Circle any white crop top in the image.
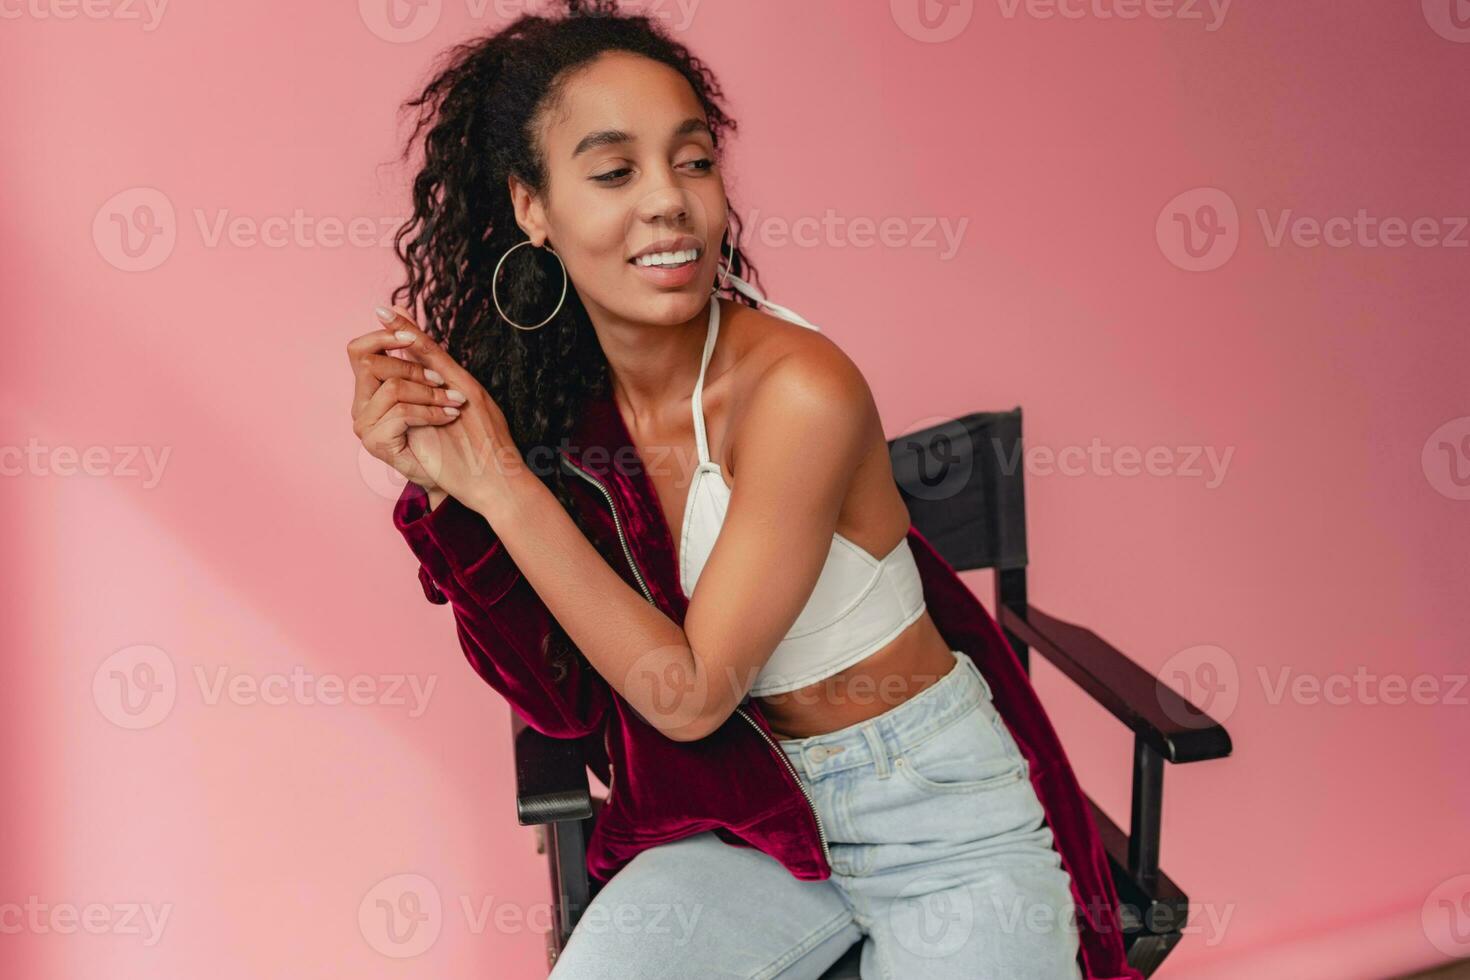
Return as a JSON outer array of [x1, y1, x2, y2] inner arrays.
[[678, 278, 928, 697]]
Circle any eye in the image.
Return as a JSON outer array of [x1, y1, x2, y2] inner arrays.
[[590, 158, 715, 185]]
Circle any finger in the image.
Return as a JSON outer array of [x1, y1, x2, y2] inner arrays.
[[345, 322, 414, 364], [382, 313, 473, 390], [358, 397, 460, 442], [385, 401, 461, 428], [369, 304, 418, 332], [351, 351, 448, 420], [361, 409, 429, 483], [359, 376, 466, 430], [371, 305, 434, 363]]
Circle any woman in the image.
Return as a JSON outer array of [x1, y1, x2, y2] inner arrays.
[[349, 3, 1118, 976]]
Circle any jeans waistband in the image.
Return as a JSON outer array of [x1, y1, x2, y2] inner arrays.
[[777, 649, 992, 781]]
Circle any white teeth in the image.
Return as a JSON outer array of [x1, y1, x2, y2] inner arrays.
[[634, 247, 701, 268]]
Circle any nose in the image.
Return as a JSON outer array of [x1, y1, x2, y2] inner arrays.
[[635, 187, 690, 228], [633, 163, 694, 228]]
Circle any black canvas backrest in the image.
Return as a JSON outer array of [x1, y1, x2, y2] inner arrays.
[[886, 408, 1029, 572]]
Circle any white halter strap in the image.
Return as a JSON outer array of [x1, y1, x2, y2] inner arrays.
[[692, 274, 821, 463]]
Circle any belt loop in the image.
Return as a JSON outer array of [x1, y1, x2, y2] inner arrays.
[[784, 742, 810, 781], [960, 651, 991, 699], [860, 723, 891, 779]]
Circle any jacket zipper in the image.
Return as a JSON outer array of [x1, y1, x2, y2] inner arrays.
[[557, 451, 831, 869], [559, 453, 654, 608], [732, 706, 832, 867], [603, 722, 616, 803]]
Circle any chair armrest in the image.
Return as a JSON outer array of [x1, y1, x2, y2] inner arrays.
[[511, 713, 594, 825], [998, 603, 1233, 764]]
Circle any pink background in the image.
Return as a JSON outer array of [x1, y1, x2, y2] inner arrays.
[[4, 1, 1468, 977]]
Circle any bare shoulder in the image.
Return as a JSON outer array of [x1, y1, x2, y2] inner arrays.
[[723, 302, 879, 465]]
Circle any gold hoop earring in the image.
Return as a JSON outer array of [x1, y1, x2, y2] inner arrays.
[[492, 239, 568, 331]]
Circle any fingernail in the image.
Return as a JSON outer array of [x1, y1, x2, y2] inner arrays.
[[374, 306, 395, 323], [395, 330, 414, 342], [445, 389, 466, 403], [424, 369, 445, 385], [444, 406, 460, 416]]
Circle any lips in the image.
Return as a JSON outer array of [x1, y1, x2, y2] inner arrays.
[[628, 244, 704, 288], [628, 235, 704, 264]]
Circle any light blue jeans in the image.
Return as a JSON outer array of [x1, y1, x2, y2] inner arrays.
[[550, 649, 1083, 979]]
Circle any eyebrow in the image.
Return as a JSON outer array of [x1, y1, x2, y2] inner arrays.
[[571, 117, 712, 159]]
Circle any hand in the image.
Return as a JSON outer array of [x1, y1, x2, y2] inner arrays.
[[348, 308, 466, 493], [365, 306, 524, 515]]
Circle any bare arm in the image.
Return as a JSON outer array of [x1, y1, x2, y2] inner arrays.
[[476, 449, 708, 738], [472, 344, 874, 740], [383, 315, 873, 741], [677, 348, 876, 730]]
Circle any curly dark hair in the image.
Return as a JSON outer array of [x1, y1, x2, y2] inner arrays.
[[387, 0, 764, 679]]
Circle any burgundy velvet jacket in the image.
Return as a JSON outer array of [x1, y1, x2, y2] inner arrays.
[[392, 385, 1142, 980]]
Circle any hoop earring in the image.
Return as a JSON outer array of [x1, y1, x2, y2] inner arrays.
[[492, 239, 568, 332], [710, 233, 733, 295]]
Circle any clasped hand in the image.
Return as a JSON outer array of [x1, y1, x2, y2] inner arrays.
[[347, 305, 523, 515]]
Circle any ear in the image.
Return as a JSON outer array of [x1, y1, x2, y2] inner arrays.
[[506, 173, 549, 246]]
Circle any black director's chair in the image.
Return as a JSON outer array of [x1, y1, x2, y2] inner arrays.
[[510, 409, 1233, 977]]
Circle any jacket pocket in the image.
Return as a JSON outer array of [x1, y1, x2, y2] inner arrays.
[[456, 538, 521, 605], [391, 481, 608, 738]]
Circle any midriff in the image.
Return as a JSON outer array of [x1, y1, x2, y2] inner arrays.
[[756, 607, 960, 740]]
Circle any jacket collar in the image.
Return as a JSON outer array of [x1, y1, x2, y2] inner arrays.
[[556, 384, 691, 614], [556, 384, 620, 475]]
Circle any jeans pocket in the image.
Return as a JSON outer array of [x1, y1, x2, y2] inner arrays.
[[892, 703, 1029, 795]]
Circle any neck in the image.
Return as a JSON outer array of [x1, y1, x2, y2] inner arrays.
[[594, 297, 716, 427]]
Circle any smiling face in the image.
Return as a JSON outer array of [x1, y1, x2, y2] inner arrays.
[[509, 50, 728, 326]]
